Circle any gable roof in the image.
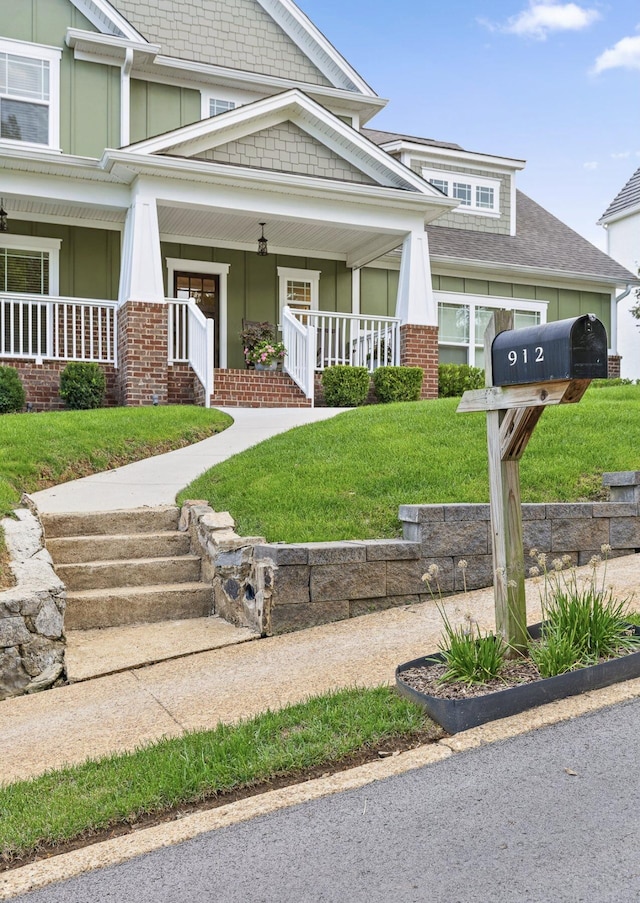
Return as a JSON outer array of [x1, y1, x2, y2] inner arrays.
[[123, 90, 457, 199], [73, 0, 375, 95], [363, 128, 464, 153], [599, 167, 640, 224], [427, 190, 638, 286]]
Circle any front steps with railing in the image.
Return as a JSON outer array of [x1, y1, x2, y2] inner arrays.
[[43, 506, 256, 681], [210, 368, 312, 407]]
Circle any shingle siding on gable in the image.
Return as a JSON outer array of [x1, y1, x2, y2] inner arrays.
[[111, 0, 332, 86], [194, 121, 376, 184], [411, 159, 512, 236]]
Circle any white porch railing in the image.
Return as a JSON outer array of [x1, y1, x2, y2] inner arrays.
[[0, 293, 118, 363], [167, 298, 214, 407], [282, 305, 316, 398], [309, 310, 401, 371]]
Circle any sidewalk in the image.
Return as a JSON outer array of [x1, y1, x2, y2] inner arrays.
[[29, 406, 345, 514], [2, 551, 640, 786]]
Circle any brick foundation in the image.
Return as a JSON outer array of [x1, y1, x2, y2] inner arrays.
[[211, 369, 311, 407], [0, 359, 118, 411], [117, 301, 168, 406], [608, 355, 622, 379], [167, 363, 197, 405], [400, 324, 439, 399]]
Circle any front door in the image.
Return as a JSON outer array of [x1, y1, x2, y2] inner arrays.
[[174, 272, 220, 367]]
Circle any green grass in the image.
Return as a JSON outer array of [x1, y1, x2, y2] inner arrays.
[[0, 406, 232, 518], [179, 384, 640, 542], [0, 687, 434, 863]]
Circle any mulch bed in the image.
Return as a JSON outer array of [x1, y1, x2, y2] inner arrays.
[[399, 658, 543, 700]]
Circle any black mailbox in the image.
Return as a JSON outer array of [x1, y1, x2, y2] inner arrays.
[[491, 314, 608, 387]]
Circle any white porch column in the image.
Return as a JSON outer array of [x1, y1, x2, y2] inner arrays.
[[395, 229, 436, 326], [118, 188, 165, 304]]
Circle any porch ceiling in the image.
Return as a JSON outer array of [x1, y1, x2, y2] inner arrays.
[[157, 204, 406, 262]]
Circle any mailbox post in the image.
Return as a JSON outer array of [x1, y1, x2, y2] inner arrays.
[[458, 311, 607, 653]]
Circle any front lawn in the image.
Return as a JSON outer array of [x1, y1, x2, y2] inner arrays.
[[179, 385, 640, 542], [0, 406, 231, 586]]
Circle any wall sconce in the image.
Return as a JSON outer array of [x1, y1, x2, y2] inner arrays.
[[0, 199, 7, 233], [257, 222, 268, 256]]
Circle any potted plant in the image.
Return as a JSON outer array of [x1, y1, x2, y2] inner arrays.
[[396, 552, 640, 733], [240, 321, 277, 369], [245, 339, 287, 371]]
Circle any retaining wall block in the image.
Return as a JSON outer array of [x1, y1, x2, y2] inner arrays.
[[610, 519, 640, 549], [387, 558, 454, 595], [349, 595, 420, 617], [522, 520, 552, 553], [310, 561, 386, 602], [551, 519, 609, 553], [271, 565, 311, 605], [419, 522, 490, 557], [270, 600, 350, 635]]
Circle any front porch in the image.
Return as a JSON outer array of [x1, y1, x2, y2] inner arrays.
[[0, 291, 438, 408]]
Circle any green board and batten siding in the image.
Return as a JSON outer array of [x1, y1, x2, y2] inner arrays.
[[161, 244, 352, 368], [130, 81, 201, 145], [0, 0, 121, 158]]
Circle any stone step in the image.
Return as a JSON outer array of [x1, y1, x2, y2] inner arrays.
[[65, 617, 258, 682], [65, 582, 213, 630], [47, 531, 192, 565], [57, 555, 202, 592], [42, 506, 180, 539]]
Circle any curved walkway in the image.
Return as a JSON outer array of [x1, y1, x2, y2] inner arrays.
[[29, 407, 345, 514]]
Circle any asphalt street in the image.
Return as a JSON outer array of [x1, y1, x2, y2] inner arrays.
[[14, 698, 640, 903]]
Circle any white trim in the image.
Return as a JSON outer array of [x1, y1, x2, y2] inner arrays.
[[277, 266, 320, 321], [199, 88, 260, 121], [422, 167, 501, 216], [120, 48, 133, 148], [69, 0, 149, 42], [351, 268, 360, 315], [435, 291, 547, 367], [0, 234, 61, 295], [376, 139, 526, 173], [0, 38, 62, 152], [166, 257, 230, 368]]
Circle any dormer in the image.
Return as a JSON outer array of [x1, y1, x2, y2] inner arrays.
[[363, 129, 526, 236]]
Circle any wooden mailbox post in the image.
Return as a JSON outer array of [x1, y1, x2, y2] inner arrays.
[[457, 311, 608, 651]]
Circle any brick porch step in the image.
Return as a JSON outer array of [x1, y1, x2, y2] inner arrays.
[[210, 368, 312, 408]]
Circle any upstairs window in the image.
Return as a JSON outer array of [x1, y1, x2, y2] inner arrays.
[[424, 167, 500, 216], [0, 40, 60, 149], [209, 98, 235, 117]]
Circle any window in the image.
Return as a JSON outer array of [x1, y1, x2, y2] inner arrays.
[[0, 235, 60, 295], [424, 167, 500, 216], [437, 295, 546, 367], [0, 40, 60, 149], [277, 267, 320, 322], [209, 98, 235, 117]]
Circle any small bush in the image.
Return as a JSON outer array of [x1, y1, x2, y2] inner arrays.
[[372, 366, 423, 403], [0, 366, 25, 414], [59, 362, 106, 410], [438, 363, 485, 397], [321, 366, 370, 407], [590, 377, 635, 388]]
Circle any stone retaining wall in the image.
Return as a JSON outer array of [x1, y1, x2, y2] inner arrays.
[[182, 472, 640, 636], [0, 509, 66, 700]]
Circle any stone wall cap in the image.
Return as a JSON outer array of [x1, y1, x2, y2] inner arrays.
[[602, 472, 640, 487]]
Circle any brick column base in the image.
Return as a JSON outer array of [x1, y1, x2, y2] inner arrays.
[[400, 324, 439, 399], [117, 300, 169, 406], [608, 355, 622, 379]]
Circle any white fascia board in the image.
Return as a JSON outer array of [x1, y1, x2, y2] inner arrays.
[[430, 255, 637, 290], [66, 29, 160, 63], [256, 0, 376, 96], [376, 140, 526, 173], [69, 0, 147, 42], [597, 203, 640, 227]]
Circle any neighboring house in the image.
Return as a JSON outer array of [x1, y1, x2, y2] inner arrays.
[[0, 0, 636, 408], [598, 168, 640, 381]]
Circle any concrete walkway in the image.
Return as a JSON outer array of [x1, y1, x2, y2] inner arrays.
[[29, 406, 345, 513], [2, 551, 640, 786]]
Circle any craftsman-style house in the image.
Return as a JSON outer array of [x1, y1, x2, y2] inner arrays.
[[0, 0, 635, 407]]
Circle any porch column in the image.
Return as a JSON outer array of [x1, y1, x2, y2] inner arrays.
[[396, 230, 439, 399], [117, 189, 169, 405]]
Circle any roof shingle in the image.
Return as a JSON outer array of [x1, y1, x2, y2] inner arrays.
[[427, 191, 638, 285], [600, 167, 640, 222]]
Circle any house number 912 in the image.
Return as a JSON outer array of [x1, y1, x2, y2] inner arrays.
[[507, 346, 544, 366]]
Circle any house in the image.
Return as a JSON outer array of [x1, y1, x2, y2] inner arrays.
[[1, 0, 636, 409], [598, 167, 640, 380]]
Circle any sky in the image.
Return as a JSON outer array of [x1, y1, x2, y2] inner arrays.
[[298, 0, 640, 251]]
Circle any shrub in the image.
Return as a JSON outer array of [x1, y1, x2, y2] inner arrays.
[[0, 366, 25, 414], [321, 366, 370, 407], [438, 363, 485, 397], [372, 366, 423, 403], [59, 362, 106, 410]]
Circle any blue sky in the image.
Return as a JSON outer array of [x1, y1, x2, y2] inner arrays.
[[299, 0, 640, 250]]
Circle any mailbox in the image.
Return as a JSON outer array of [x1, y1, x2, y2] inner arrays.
[[491, 314, 608, 387]]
